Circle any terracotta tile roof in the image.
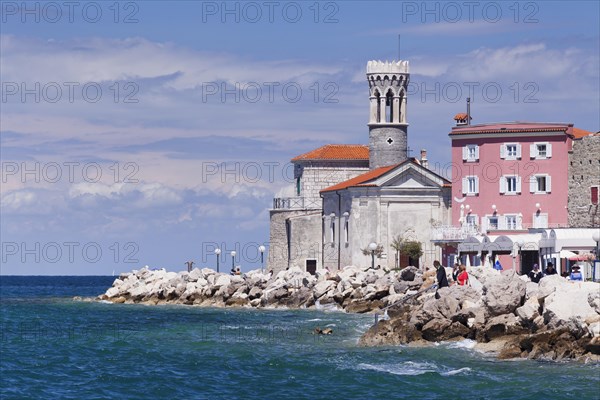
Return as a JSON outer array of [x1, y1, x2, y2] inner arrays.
[[320, 164, 398, 193], [449, 122, 571, 136], [291, 144, 369, 162], [454, 113, 469, 120], [449, 122, 596, 139], [572, 127, 595, 139]]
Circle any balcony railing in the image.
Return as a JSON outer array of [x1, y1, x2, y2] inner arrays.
[[431, 225, 480, 241], [272, 197, 321, 210]]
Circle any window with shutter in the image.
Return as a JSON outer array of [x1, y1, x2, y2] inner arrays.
[[530, 143, 536, 159], [529, 175, 536, 193], [592, 186, 599, 205]]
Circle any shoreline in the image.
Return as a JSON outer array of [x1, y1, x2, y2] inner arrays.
[[97, 265, 600, 362]]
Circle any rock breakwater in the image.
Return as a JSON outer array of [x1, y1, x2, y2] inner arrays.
[[99, 265, 433, 312], [359, 267, 600, 362]]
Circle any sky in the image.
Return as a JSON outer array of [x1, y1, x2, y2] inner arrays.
[[1, 0, 599, 275]]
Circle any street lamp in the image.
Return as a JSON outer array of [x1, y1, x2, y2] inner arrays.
[[515, 238, 525, 274], [231, 250, 236, 272], [593, 232, 600, 282], [214, 248, 221, 273], [368, 242, 377, 269], [258, 245, 266, 273]]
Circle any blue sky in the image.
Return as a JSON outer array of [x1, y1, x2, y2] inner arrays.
[[1, 1, 598, 275]]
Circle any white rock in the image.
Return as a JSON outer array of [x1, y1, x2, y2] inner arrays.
[[214, 275, 232, 288], [105, 287, 120, 298], [543, 281, 600, 328], [188, 268, 203, 282], [129, 283, 148, 298], [314, 280, 336, 298], [194, 276, 206, 286], [516, 303, 538, 321]]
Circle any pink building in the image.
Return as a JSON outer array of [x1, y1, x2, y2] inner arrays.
[[437, 120, 594, 273]]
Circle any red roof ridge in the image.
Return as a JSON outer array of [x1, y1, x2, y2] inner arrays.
[[320, 164, 398, 193], [572, 127, 595, 139], [291, 144, 369, 162]]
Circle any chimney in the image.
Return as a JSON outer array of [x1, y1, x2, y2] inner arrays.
[[466, 97, 471, 126], [420, 149, 428, 169]]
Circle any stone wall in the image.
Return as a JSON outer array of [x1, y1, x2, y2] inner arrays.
[[267, 209, 322, 275], [296, 162, 369, 207], [568, 134, 600, 227]]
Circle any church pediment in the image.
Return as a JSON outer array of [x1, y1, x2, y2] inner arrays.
[[372, 161, 448, 189], [384, 170, 436, 188]]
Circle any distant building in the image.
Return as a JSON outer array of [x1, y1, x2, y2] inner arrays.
[[268, 145, 369, 274], [437, 119, 595, 275], [568, 132, 600, 228], [321, 156, 451, 270], [268, 60, 451, 274]]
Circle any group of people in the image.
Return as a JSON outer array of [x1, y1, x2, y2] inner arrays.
[[433, 260, 469, 293], [526, 262, 557, 283], [525, 262, 586, 283]]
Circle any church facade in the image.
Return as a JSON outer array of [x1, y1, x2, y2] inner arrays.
[[267, 60, 452, 274]]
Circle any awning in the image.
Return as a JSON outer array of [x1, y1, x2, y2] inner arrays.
[[559, 250, 577, 258], [541, 228, 599, 253], [485, 233, 542, 252], [458, 236, 485, 253]]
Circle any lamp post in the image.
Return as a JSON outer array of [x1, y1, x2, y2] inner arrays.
[[258, 245, 266, 273], [515, 238, 525, 274], [214, 248, 221, 273], [368, 242, 377, 269], [593, 232, 600, 282], [231, 250, 236, 272]]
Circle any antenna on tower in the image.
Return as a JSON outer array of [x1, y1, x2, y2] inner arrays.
[[397, 34, 401, 59]]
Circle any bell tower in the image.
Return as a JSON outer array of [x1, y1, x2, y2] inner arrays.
[[367, 60, 410, 169]]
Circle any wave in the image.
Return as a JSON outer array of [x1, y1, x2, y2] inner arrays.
[[357, 361, 438, 376], [446, 339, 477, 349], [440, 367, 472, 376], [357, 361, 472, 377]]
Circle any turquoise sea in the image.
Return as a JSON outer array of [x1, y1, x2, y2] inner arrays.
[[1, 276, 599, 399]]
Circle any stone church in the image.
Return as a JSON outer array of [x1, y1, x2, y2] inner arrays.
[[268, 60, 452, 274]]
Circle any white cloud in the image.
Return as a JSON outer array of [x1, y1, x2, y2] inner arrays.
[[0, 35, 342, 90], [1, 190, 36, 210]]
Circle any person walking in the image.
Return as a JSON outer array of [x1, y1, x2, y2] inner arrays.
[[433, 260, 448, 299]]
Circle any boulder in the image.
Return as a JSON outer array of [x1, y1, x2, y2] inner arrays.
[[105, 286, 120, 298], [482, 271, 526, 317], [589, 291, 600, 314], [543, 281, 599, 330], [314, 280, 336, 299], [248, 286, 263, 300], [187, 268, 203, 282], [516, 303, 539, 322], [483, 314, 525, 341], [214, 275, 231, 288], [345, 299, 383, 313], [421, 318, 452, 341], [390, 281, 409, 295], [400, 266, 418, 281]]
